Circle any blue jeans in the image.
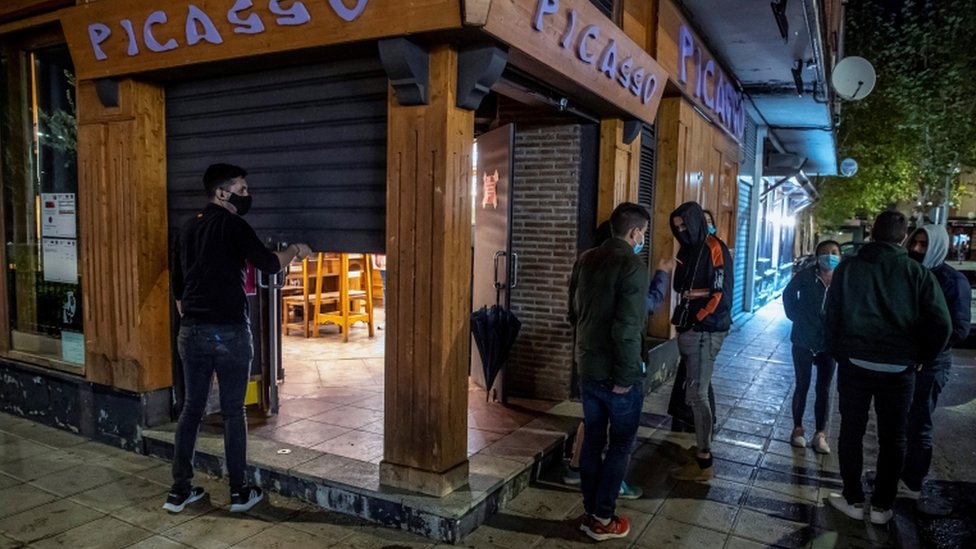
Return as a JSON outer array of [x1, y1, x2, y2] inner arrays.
[[902, 351, 951, 491], [677, 330, 726, 451], [172, 323, 253, 494], [836, 359, 915, 510], [579, 379, 643, 519], [791, 345, 836, 432]]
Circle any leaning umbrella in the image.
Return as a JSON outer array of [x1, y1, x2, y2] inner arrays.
[[470, 304, 522, 402]]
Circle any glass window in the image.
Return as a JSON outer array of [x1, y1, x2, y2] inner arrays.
[[1, 44, 82, 370]]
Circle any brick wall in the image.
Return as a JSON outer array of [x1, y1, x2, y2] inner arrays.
[[502, 111, 583, 401]]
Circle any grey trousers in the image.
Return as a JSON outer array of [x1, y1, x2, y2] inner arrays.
[[677, 329, 727, 452]]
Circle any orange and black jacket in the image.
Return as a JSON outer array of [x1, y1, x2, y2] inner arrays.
[[669, 202, 733, 333]]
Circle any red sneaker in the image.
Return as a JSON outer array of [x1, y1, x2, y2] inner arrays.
[[575, 513, 592, 533], [582, 514, 630, 541]]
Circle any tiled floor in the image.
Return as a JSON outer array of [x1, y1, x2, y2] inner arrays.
[[237, 306, 549, 463], [7, 299, 965, 547]]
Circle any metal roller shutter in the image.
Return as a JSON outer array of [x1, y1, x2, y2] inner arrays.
[[166, 56, 388, 252], [638, 123, 656, 264], [732, 118, 758, 319]]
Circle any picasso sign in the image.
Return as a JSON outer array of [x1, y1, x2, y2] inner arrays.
[[677, 25, 745, 141], [60, 0, 459, 80], [85, 0, 369, 61], [532, 0, 660, 106]]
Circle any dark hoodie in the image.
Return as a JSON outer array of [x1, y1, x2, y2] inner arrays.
[[669, 202, 733, 332], [825, 240, 951, 364], [907, 224, 972, 348]]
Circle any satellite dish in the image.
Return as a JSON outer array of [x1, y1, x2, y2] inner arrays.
[[832, 56, 876, 101], [840, 157, 858, 177]]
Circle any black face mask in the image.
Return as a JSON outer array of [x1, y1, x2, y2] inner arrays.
[[227, 192, 252, 216], [676, 231, 693, 246], [908, 250, 925, 263]]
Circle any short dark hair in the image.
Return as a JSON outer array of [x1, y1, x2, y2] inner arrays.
[[872, 211, 908, 243], [815, 239, 841, 255], [203, 163, 247, 198], [610, 202, 651, 238]]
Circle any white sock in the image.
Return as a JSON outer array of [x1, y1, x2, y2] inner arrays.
[[594, 516, 611, 526]]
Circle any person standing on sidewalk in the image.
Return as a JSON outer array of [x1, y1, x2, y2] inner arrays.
[[668, 201, 733, 482], [165, 163, 311, 514], [564, 252, 674, 500], [783, 240, 841, 454], [825, 211, 951, 525], [568, 202, 650, 541], [901, 224, 971, 503]]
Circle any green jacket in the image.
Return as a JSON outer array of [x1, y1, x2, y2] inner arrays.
[[569, 238, 649, 387], [825, 241, 951, 365]]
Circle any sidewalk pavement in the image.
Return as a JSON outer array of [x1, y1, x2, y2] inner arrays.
[[2, 300, 973, 548]]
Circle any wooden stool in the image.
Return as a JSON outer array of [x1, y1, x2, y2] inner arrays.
[[312, 253, 374, 341]]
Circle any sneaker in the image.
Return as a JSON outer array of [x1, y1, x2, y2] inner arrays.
[[812, 432, 831, 454], [582, 515, 631, 541], [576, 512, 593, 533], [618, 481, 643, 500], [870, 507, 893, 525], [563, 465, 581, 486], [790, 427, 807, 448], [229, 486, 264, 513], [827, 493, 864, 521], [162, 487, 206, 513], [898, 480, 921, 500], [670, 460, 714, 482]]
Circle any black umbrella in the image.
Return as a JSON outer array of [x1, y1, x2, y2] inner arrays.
[[470, 304, 522, 402]]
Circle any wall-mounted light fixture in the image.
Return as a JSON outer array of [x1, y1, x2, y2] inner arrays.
[[771, 0, 789, 42], [791, 59, 804, 96]]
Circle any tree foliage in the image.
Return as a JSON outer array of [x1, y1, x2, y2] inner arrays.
[[816, 0, 976, 228]]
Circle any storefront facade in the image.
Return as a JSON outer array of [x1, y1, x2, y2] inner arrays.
[[1, 0, 841, 506], [0, 0, 670, 498]]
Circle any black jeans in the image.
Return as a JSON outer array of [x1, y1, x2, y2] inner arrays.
[[902, 351, 951, 491], [791, 345, 836, 432], [172, 323, 253, 494], [836, 359, 915, 510]]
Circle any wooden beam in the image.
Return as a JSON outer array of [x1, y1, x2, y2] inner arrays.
[[77, 78, 171, 392], [597, 118, 642, 225], [0, 1, 69, 27], [381, 45, 472, 497], [648, 98, 682, 340]]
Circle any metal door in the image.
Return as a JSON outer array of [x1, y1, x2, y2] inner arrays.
[[470, 124, 515, 400]]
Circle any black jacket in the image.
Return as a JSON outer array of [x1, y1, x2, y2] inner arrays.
[[825, 241, 951, 364], [669, 202, 733, 332], [783, 266, 830, 352]]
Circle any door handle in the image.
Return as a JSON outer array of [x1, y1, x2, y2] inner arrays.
[[510, 252, 518, 289], [493, 250, 507, 290]]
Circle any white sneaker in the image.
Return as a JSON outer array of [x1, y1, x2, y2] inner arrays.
[[870, 507, 893, 525], [812, 432, 831, 454], [898, 480, 921, 500], [790, 427, 806, 448], [827, 493, 864, 521]]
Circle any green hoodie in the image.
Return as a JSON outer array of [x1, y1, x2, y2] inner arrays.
[[569, 237, 649, 387], [824, 241, 951, 365]]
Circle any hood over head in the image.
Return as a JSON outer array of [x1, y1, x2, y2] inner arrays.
[[908, 224, 949, 269], [669, 202, 708, 247]]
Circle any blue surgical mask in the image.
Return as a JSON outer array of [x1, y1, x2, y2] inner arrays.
[[818, 254, 841, 271], [633, 241, 644, 254], [708, 226, 717, 235]]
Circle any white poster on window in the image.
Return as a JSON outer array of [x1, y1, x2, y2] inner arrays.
[[41, 193, 76, 238], [61, 330, 85, 364], [42, 238, 78, 284]]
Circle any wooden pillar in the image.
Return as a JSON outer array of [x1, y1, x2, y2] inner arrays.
[[648, 98, 684, 339], [76, 78, 171, 391], [381, 46, 473, 497], [596, 118, 642, 224]]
